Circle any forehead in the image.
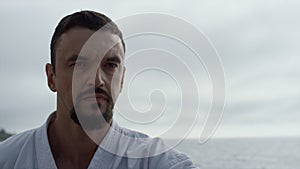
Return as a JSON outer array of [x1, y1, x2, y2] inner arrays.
[[55, 27, 124, 62]]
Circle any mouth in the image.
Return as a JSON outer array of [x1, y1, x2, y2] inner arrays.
[[84, 94, 108, 103]]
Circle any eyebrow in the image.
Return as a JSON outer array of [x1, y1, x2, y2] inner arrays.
[[105, 56, 121, 64], [67, 54, 122, 64], [67, 54, 78, 62], [67, 54, 88, 62]]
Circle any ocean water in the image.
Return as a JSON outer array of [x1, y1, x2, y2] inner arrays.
[[1, 136, 299, 168], [173, 137, 300, 169]]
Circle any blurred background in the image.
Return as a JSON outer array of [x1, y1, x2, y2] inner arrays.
[[0, 0, 299, 168]]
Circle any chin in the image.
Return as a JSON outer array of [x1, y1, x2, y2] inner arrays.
[[70, 103, 113, 130]]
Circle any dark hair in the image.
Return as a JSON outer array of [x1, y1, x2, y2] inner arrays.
[[50, 10, 125, 73]]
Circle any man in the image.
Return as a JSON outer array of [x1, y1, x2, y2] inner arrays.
[[0, 10, 199, 169]]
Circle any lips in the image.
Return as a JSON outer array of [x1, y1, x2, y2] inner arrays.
[[84, 94, 108, 102]]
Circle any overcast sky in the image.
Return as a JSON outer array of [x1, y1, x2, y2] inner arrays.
[[0, 0, 299, 138]]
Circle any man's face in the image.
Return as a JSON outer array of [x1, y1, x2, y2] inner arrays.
[[47, 27, 125, 130]]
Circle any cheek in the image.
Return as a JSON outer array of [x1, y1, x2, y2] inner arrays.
[[72, 73, 92, 101], [55, 75, 75, 107], [59, 79, 73, 98], [56, 73, 71, 90], [110, 75, 123, 101]]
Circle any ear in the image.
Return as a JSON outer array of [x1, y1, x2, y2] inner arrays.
[[120, 67, 126, 93], [46, 63, 57, 92]]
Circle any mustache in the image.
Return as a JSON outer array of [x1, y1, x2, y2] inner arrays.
[[76, 87, 113, 104]]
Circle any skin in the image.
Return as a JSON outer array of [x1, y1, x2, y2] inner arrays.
[[45, 27, 125, 169]]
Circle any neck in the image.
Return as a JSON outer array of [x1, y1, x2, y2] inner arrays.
[[47, 111, 111, 168]]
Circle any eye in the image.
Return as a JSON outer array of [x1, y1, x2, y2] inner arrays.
[[104, 62, 118, 69], [107, 63, 118, 68], [70, 61, 89, 68], [103, 62, 119, 75], [76, 62, 87, 67]]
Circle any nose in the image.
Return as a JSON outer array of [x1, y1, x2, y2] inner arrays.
[[95, 69, 105, 87]]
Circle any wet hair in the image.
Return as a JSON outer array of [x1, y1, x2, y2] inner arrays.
[[50, 10, 125, 73]]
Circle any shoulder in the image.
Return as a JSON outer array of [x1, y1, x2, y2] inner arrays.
[[112, 121, 149, 139], [150, 149, 199, 169], [0, 129, 37, 168], [111, 122, 199, 168], [0, 128, 36, 152]]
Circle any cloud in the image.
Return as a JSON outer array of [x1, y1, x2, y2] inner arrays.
[[0, 0, 299, 138]]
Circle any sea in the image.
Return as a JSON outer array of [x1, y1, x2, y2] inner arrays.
[[1, 137, 299, 169], [173, 137, 300, 169]]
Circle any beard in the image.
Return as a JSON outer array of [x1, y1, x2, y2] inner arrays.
[[70, 87, 114, 130]]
